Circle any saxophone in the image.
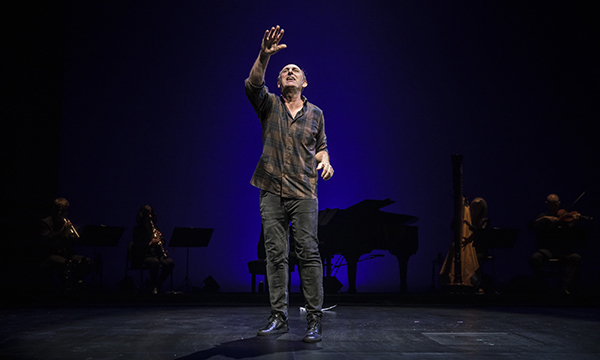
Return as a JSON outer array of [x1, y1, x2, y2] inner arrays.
[[150, 220, 168, 258]]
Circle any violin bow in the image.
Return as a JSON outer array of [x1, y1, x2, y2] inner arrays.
[[565, 191, 585, 211]]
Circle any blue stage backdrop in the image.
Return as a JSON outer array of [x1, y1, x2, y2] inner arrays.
[[58, 1, 599, 293]]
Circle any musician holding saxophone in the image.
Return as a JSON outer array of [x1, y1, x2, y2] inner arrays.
[[39, 197, 92, 291], [132, 205, 175, 294]]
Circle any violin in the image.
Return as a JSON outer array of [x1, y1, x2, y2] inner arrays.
[[556, 209, 580, 222], [555, 209, 593, 223]]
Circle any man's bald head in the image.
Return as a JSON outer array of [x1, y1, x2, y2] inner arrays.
[[545, 194, 560, 212]]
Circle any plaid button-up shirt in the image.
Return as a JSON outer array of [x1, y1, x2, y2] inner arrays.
[[245, 79, 328, 199]]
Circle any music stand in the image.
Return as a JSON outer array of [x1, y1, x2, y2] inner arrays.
[[168, 227, 213, 293], [79, 225, 125, 247], [472, 228, 519, 287], [473, 228, 519, 249], [79, 225, 125, 286]]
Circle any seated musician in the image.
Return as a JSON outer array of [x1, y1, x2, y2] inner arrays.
[[38, 198, 93, 291], [131, 205, 175, 294], [469, 198, 490, 264], [468, 197, 491, 293], [528, 194, 582, 294]]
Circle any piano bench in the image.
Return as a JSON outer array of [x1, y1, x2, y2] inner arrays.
[[247, 260, 267, 294]]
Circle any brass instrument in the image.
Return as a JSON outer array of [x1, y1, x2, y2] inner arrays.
[[64, 218, 80, 239], [150, 220, 168, 258]]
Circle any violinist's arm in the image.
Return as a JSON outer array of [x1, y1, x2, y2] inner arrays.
[[532, 215, 558, 229]]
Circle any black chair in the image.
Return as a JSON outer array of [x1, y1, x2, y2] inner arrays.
[[247, 259, 268, 294], [125, 241, 172, 292], [247, 226, 296, 293], [536, 227, 586, 283], [543, 257, 567, 279]]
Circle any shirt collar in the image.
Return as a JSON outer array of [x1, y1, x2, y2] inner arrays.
[[279, 94, 308, 106]]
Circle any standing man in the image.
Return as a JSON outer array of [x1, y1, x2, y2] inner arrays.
[[245, 25, 334, 343]]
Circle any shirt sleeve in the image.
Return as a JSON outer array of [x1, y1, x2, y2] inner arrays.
[[315, 111, 328, 154], [245, 78, 273, 119]]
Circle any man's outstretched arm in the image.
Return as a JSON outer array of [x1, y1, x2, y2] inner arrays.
[[249, 25, 287, 86]]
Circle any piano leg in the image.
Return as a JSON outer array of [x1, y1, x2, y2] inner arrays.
[[323, 256, 333, 277], [345, 254, 359, 294], [393, 253, 410, 293], [345, 253, 411, 293]]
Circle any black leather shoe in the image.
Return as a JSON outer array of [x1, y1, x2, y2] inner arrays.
[[257, 313, 288, 336], [303, 316, 322, 343]]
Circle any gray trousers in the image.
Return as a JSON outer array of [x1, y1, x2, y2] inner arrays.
[[260, 190, 323, 318]]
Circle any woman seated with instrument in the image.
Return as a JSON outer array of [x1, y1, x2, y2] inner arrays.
[[132, 205, 175, 294]]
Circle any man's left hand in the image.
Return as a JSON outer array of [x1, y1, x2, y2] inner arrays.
[[317, 162, 334, 180]]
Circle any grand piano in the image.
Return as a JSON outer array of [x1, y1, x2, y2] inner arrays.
[[318, 199, 418, 293]]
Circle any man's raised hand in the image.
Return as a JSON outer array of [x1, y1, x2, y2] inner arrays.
[[261, 25, 287, 56]]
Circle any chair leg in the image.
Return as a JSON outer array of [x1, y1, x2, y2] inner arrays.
[[251, 274, 256, 293], [140, 269, 144, 291]]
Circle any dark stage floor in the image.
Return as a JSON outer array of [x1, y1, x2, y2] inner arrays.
[[1, 293, 599, 359]]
